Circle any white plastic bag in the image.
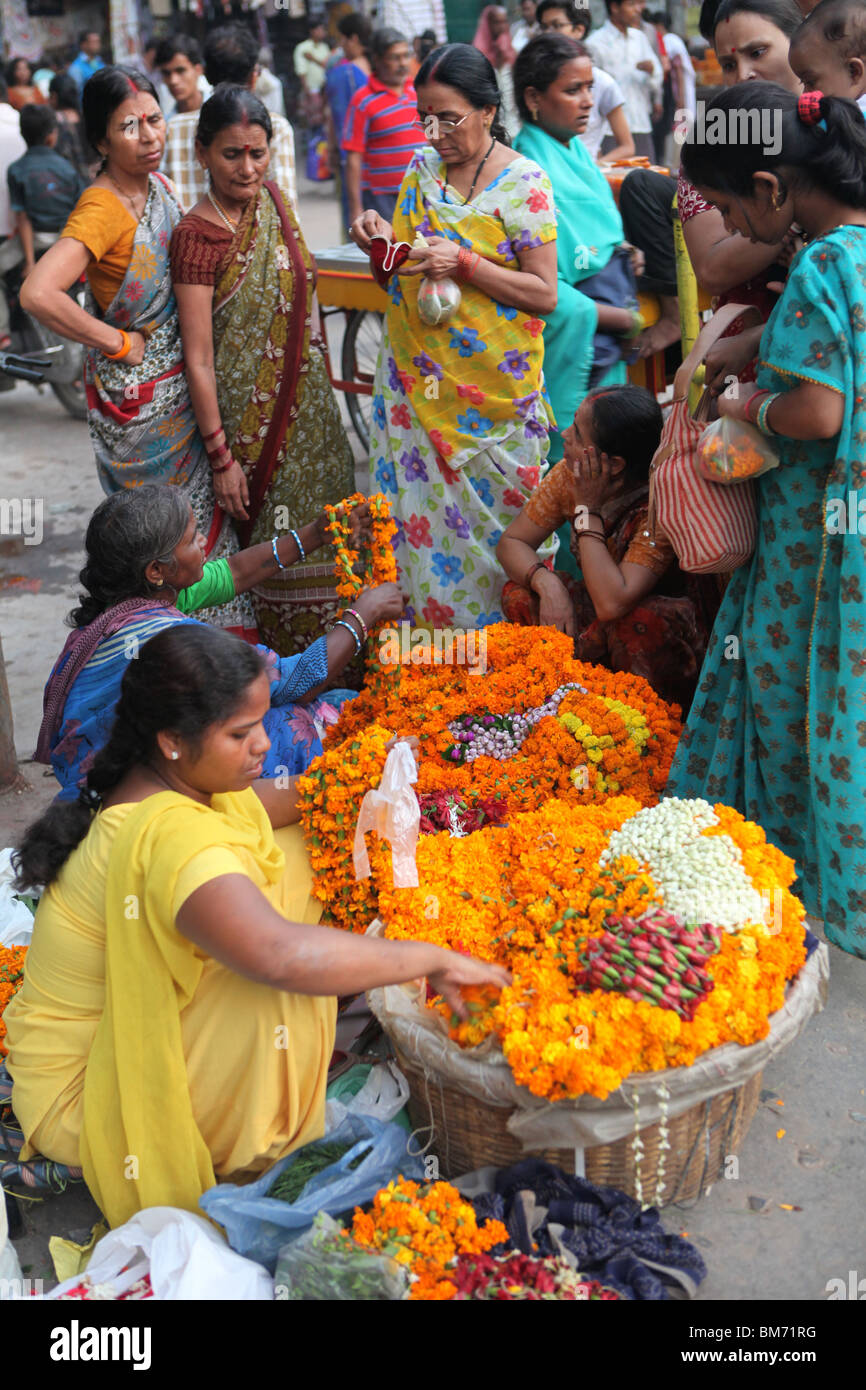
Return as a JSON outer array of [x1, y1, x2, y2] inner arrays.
[[0, 849, 35, 947], [0, 1181, 24, 1299], [44, 1207, 273, 1300], [353, 741, 419, 888]]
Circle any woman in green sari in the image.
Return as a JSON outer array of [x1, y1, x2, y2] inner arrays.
[[514, 34, 643, 468], [171, 85, 355, 656]]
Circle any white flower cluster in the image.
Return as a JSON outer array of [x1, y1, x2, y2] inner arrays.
[[601, 797, 767, 933]]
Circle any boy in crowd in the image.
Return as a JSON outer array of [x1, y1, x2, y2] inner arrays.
[[6, 104, 85, 279], [162, 23, 296, 210], [156, 34, 211, 121], [789, 0, 866, 111]]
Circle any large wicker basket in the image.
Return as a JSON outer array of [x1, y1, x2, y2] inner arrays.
[[392, 1041, 762, 1207]]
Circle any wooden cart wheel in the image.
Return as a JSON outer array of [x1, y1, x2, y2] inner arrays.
[[341, 308, 383, 452]]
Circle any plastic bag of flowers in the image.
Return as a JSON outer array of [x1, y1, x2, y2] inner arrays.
[[696, 416, 779, 483], [274, 1213, 409, 1301]]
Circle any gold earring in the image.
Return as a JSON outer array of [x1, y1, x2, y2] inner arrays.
[[154, 578, 164, 588], [771, 191, 782, 211], [530, 107, 538, 122]]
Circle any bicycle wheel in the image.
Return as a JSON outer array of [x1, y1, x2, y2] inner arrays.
[[341, 309, 383, 453]]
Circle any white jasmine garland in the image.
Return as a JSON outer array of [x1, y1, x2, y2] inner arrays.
[[600, 798, 767, 933]]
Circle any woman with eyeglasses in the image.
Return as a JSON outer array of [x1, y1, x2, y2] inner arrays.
[[21, 66, 253, 633], [350, 42, 558, 631]]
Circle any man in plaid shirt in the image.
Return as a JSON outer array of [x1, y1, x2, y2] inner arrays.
[[162, 23, 296, 212]]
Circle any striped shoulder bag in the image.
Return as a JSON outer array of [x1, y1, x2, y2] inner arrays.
[[648, 303, 758, 574]]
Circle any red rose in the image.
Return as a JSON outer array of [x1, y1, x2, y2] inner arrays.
[[428, 427, 453, 459], [527, 190, 549, 213], [502, 487, 525, 509], [457, 383, 485, 405], [522, 317, 544, 338], [390, 403, 411, 428]]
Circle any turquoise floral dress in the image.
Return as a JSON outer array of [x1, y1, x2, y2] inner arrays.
[[367, 147, 558, 629], [668, 227, 866, 958]]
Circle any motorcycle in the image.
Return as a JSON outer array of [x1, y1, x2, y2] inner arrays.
[[0, 266, 87, 420]]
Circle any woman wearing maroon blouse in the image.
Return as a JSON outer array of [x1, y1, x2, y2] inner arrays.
[[170, 85, 354, 657]]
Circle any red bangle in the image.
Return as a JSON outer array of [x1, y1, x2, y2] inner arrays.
[[743, 390, 769, 422], [456, 246, 480, 282], [203, 425, 225, 443]]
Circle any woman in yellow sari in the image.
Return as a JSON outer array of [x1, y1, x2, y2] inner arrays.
[[171, 86, 355, 655], [6, 625, 507, 1228], [351, 43, 558, 630]]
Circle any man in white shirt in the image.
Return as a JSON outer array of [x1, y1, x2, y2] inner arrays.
[[162, 23, 296, 212], [0, 77, 27, 349], [512, 0, 539, 52], [294, 17, 331, 126], [586, 0, 662, 157]]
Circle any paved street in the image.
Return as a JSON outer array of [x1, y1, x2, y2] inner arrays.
[[0, 171, 863, 1303]]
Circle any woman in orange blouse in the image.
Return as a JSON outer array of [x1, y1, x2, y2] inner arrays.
[[5, 58, 46, 110], [497, 384, 719, 711], [21, 66, 252, 634]]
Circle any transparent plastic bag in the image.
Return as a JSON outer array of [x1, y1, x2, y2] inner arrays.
[[274, 1213, 408, 1301], [199, 1112, 423, 1272], [696, 416, 779, 484], [417, 276, 462, 326], [353, 741, 419, 888]]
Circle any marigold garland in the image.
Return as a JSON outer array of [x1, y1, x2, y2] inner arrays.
[[350, 1177, 508, 1300], [0, 944, 27, 1057]]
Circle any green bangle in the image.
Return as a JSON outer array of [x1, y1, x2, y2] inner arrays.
[[756, 393, 780, 436]]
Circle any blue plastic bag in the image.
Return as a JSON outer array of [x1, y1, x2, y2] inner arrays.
[[199, 1113, 423, 1272]]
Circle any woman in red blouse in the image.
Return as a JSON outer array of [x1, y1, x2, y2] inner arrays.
[[170, 85, 355, 657]]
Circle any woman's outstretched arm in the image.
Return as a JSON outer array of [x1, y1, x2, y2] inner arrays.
[[176, 874, 510, 1015]]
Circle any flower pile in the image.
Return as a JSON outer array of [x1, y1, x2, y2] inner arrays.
[[378, 796, 806, 1100], [0, 944, 27, 1057], [325, 624, 681, 816], [350, 1177, 508, 1300], [299, 624, 682, 931], [451, 1253, 622, 1301]]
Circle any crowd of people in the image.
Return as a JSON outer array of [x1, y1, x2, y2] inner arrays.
[[2, 0, 866, 1229]]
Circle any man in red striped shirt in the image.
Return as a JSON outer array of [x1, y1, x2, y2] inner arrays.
[[342, 27, 424, 225]]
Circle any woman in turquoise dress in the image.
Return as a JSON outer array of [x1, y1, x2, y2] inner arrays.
[[670, 83, 866, 959], [513, 33, 642, 576]]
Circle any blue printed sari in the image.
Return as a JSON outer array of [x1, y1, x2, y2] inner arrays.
[[38, 604, 353, 801]]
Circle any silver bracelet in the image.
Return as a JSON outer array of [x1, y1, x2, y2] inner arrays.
[[328, 618, 362, 656]]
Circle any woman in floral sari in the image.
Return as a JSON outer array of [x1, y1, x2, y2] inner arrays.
[[171, 86, 355, 656], [21, 66, 250, 634], [351, 43, 558, 630]]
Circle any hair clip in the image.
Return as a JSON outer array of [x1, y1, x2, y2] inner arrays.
[[797, 90, 824, 126], [77, 785, 103, 812]]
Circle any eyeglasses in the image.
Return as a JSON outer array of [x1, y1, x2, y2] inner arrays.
[[417, 110, 474, 138], [540, 18, 575, 30]]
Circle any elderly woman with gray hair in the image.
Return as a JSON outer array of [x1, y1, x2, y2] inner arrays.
[[36, 485, 404, 800]]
